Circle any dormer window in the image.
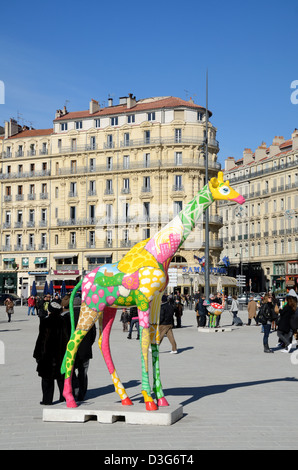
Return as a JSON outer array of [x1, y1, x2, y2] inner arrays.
[[61, 123, 68, 131]]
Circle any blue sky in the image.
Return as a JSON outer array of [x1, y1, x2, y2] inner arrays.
[[0, 0, 297, 165]]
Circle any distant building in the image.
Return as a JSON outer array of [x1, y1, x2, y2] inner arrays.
[[220, 131, 298, 293], [0, 94, 223, 296]]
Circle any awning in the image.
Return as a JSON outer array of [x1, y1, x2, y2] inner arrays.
[[179, 273, 237, 287], [53, 253, 78, 259], [85, 253, 112, 258], [34, 257, 47, 264], [3, 258, 15, 262]]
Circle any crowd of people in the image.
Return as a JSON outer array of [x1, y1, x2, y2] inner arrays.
[[2, 285, 298, 405]]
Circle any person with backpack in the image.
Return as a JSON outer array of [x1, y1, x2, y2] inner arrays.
[[256, 294, 278, 353]]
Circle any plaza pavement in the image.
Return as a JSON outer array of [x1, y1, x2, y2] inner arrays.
[[1, 303, 298, 451]]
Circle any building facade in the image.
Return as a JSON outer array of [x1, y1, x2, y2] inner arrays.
[[0, 94, 224, 297], [219, 130, 298, 294]]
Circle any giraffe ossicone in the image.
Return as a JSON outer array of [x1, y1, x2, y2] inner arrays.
[[61, 171, 245, 410]]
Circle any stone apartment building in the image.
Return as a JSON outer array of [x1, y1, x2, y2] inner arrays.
[[0, 94, 223, 297], [219, 130, 298, 294]]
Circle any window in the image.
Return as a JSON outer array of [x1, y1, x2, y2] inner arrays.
[[127, 114, 135, 123], [71, 138, 77, 151], [175, 175, 182, 190], [198, 112, 204, 121], [107, 134, 113, 148], [110, 117, 118, 126], [123, 155, 130, 169], [5, 211, 11, 226], [89, 180, 96, 195], [147, 112, 155, 121], [89, 231, 95, 247], [90, 136, 96, 150], [106, 179, 113, 194], [55, 187, 59, 198], [75, 121, 82, 129], [89, 205, 95, 220], [90, 158, 96, 171], [95, 119, 100, 128], [123, 178, 130, 193], [175, 152, 182, 165], [175, 128, 182, 143], [70, 206, 76, 221], [174, 201, 183, 216], [124, 133, 130, 146], [143, 202, 150, 220], [144, 153, 150, 168], [70, 160, 77, 173], [106, 230, 113, 246], [107, 157, 113, 170], [144, 130, 150, 144], [61, 123, 68, 131], [41, 209, 47, 224], [55, 235, 59, 245], [70, 182, 77, 197], [123, 203, 129, 221], [143, 176, 151, 191], [70, 232, 76, 247], [106, 204, 113, 221]]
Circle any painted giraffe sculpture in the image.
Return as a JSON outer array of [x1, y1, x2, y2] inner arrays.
[[61, 171, 245, 410]]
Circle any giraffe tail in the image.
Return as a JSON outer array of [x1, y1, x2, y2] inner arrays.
[[61, 278, 83, 375]]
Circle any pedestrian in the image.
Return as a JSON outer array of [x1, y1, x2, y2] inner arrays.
[[195, 295, 208, 327], [256, 294, 277, 353], [214, 292, 222, 327], [174, 298, 183, 328], [230, 295, 239, 325], [4, 296, 14, 322], [54, 293, 61, 304], [33, 300, 69, 405], [277, 290, 297, 353], [247, 295, 258, 325], [159, 295, 177, 353], [37, 294, 51, 320], [127, 306, 139, 339], [27, 295, 36, 316], [120, 308, 129, 332]]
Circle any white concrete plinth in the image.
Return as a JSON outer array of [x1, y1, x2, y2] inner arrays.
[[43, 402, 183, 426], [198, 327, 234, 333]]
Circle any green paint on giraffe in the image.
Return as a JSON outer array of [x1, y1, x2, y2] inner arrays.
[[139, 326, 151, 395], [94, 271, 125, 287], [151, 343, 164, 399]]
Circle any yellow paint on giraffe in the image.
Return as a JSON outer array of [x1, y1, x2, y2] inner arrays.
[[141, 328, 150, 372], [118, 238, 160, 273]]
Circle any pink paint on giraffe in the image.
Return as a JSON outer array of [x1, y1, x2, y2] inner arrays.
[[106, 296, 115, 305], [122, 271, 139, 290], [92, 294, 99, 304], [138, 309, 150, 328], [101, 308, 116, 374], [98, 289, 105, 298]]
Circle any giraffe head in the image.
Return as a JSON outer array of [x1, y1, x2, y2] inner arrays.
[[209, 171, 245, 204]]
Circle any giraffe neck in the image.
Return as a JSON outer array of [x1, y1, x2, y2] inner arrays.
[[145, 183, 214, 267], [179, 183, 214, 244]]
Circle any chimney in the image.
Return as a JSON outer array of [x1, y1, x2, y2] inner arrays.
[[254, 142, 267, 162], [225, 156, 236, 171], [127, 93, 136, 109], [291, 129, 298, 150], [119, 96, 127, 105], [108, 97, 113, 107], [89, 99, 100, 114], [268, 136, 284, 157], [243, 148, 254, 165], [4, 118, 20, 138]]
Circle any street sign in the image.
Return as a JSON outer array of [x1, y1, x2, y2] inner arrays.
[[168, 268, 178, 287]]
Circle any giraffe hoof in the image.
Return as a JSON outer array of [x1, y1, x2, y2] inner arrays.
[[122, 397, 133, 406], [157, 397, 169, 407], [145, 401, 158, 411], [66, 399, 78, 408]]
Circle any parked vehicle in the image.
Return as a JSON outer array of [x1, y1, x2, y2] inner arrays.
[[0, 293, 22, 306]]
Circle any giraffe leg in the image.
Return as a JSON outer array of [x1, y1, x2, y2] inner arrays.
[[138, 307, 158, 411], [150, 324, 169, 407], [62, 302, 100, 408], [99, 307, 132, 406]]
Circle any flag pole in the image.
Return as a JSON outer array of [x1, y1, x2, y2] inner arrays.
[[204, 69, 210, 299]]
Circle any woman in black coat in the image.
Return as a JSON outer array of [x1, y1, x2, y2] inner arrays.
[[33, 300, 69, 405]]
